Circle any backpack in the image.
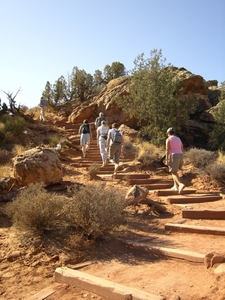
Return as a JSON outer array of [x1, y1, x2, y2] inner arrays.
[[112, 129, 122, 144], [81, 124, 89, 134], [96, 116, 106, 128]]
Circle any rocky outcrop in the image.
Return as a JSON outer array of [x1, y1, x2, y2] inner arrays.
[[67, 68, 223, 148], [13, 147, 63, 186]]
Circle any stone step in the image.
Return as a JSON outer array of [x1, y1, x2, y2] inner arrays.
[[154, 189, 196, 196], [165, 223, 225, 235], [167, 194, 222, 204], [182, 209, 225, 220]]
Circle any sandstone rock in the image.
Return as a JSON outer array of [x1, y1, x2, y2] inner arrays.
[[125, 185, 149, 204], [204, 252, 225, 268], [13, 147, 63, 186]]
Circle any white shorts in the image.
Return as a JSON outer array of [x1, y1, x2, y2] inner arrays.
[[80, 133, 90, 146]]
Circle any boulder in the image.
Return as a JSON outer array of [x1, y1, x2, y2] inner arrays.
[[13, 147, 63, 186]]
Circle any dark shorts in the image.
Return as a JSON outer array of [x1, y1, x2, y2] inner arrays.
[[169, 153, 184, 173]]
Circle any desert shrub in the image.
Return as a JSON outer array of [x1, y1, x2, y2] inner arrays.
[[137, 141, 164, 166], [123, 136, 137, 157], [0, 163, 13, 177], [205, 163, 225, 184], [185, 148, 216, 168], [87, 164, 100, 177], [5, 183, 66, 233], [65, 183, 126, 240], [1, 115, 26, 135]]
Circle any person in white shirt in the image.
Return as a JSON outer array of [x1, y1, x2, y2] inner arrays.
[[96, 120, 109, 166]]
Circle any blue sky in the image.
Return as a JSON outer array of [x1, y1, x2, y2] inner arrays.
[[0, 0, 224, 109]]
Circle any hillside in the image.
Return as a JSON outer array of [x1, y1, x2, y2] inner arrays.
[[0, 111, 225, 300]]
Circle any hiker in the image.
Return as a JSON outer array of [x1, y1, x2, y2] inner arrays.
[[79, 119, 92, 158], [96, 120, 109, 166], [95, 112, 108, 129], [39, 96, 48, 121], [165, 127, 185, 194], [107, 123, 124, 174]]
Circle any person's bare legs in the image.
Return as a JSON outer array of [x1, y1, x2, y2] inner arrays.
[[171, 172, 185, 193], [82, 146, 86, 158]]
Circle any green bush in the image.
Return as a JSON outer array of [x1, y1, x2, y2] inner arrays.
[[65, 183, 126, 240], [1, 114, 26, 134], [5, 183, 66, 233], [185, 148, 216, 169]]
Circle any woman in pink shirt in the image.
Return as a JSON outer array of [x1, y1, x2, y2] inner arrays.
[[165, 127, 185, 194]]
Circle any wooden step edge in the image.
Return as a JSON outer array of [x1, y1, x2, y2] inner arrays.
[[154, 189, 196, 196], [122, 240, 205, 263], [182, 209, 225, 220], [167, 195, 222, 204], [165, 223, 225, 235]]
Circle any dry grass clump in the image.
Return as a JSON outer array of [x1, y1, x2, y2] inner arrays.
[[123, 136, 137, 157], [205, 163, 225, 185], [0, 163, 13, 177], [12, 144, 27, 156], [87, 164, 100, 177], [65, 183, 126, 240], [5, 183, 66, 233], [137, 141, 164, 166], [185, 148, 216, 169]]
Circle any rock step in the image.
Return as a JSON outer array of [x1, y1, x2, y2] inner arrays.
[[167, 194, 222, 204], [182, 209, 225, 220], [165, 223, 225, 235]]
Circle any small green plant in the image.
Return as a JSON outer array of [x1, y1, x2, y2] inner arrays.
[[1, 114, 26, 135], [65, 183, 126, 240], [185, 148, 216, 169], [5, 183, 66, 233], [47, 134, 61, 147]]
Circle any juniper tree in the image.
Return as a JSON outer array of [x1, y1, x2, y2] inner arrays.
[[117, 49, 198, 146]]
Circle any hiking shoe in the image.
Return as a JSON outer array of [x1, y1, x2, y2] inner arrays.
[[170, 186, 178, 191], [178, 183, 185, 194]]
